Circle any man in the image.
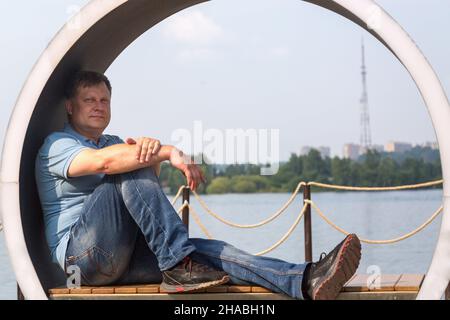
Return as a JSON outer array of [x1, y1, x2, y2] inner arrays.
[[35, 70, 361, 299]]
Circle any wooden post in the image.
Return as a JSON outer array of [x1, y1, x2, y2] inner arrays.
[[303, 184, 313, 262], [182, 187, 190, 232], [17, 283, 24, 300]]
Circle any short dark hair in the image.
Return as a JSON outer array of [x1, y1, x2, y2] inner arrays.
[[64, 70, 112, 99]]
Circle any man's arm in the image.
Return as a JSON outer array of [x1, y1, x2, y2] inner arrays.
[[152, 162, 161, 177], [68, 144, 172, 177]]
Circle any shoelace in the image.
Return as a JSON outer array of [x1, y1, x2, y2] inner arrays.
[[318, 252, 327, 262], [181, 257, 213, 276]]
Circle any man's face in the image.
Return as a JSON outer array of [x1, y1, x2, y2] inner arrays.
[[66, 82, 111, 134]]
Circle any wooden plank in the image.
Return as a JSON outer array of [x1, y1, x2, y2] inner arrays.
[[370, 274, 401, 292], [69, 287, 93, 294], [136, 285, 160, 294], [251, 286, 272, 293], [338, 291, 418, 300], [49, 288, 70, 295], [227, 286, 252, 293], [114, 286, 137, 294], [91, 287, 115, 294], [394, 274, 424, 291], [343, 274, 372, 292], [50, 292, 291, 300]]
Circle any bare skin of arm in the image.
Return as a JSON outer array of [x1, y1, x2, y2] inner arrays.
[[68, 144, 171, 176], [68, 144, 204, 190]]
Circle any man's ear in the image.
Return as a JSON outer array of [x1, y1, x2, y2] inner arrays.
[[65, 99, 73, 116]]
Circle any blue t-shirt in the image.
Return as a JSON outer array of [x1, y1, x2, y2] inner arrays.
[[35, 123, 123, 270]]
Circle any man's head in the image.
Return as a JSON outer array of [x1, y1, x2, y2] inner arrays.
[[64, 70, 112, 139]]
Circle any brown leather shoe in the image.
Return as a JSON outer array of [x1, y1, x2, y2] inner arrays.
[[306, 234, 361, 300], [160, 256, 229, 293]]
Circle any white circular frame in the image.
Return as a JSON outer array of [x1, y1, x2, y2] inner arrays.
[[1, 0, 449, 300]]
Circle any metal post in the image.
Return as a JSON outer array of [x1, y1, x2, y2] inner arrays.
[[182, 187, 190, 232], [303, 184, 313, 262]]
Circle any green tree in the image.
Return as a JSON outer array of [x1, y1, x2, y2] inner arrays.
[[231, 180, 257, 193], [377, 157, 399, 186], [302, 149, 329, 182], [331, 157, 352, 185], [206, 177, 232, 194], [360, 150, 381, 186], [167, 169, 186, 194]]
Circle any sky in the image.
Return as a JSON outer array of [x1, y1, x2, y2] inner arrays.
[[0, 0, 449, 161]]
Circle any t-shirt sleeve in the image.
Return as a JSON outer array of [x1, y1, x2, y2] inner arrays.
[[106, 135, 125, 145], [38, 134, 90, 180]]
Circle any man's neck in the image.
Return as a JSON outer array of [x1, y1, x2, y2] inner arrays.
[[69, 122, 103, 144]]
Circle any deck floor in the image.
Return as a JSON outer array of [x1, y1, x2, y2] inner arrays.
[[49, 274, 426, 300]]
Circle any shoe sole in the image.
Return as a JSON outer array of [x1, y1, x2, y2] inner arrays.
[[160, 275, 230, 293], [313, 234, 361, 300]]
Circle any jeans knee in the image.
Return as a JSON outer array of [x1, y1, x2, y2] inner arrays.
[[121, 167, 159, 184]]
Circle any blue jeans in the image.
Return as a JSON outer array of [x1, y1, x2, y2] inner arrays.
[[65, 168, 307, 299]]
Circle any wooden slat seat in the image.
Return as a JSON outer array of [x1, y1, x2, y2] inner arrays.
[[338, 274, 424, 300], [49, 284, 282, 300], [49, 274, 425, 300]]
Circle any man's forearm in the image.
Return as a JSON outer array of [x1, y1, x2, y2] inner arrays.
[[98, 144, 174, 175]]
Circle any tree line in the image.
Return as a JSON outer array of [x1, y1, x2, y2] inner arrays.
[[159, 147, 442, 194]]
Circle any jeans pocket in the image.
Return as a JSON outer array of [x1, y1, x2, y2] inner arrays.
[[66, 245, 117, 286]]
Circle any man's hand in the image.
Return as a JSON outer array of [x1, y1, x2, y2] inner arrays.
[[169, 148, 206, 191], [126, 137, 161, 163]]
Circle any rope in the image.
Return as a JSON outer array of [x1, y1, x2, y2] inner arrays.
[[0, 222, 2, 232], [308, 179, 443, 191], [187, 205, 213, 239], [176, 201, 189, 215], [173, 178, 443, 247], [254, 202, 308, 256], [184, 202, 308, 256], [190, 181, 306, 228], [171, 185, 186, 206], [305, 199, 443, 244]]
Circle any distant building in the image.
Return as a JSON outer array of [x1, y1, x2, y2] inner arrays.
[[370, 144, 384, 153], [384, 141, 413, 153], [318, 146, 331, 159], [343, 143, 361, 160], [300, 146, 331, 159], [360, 145, 382, 156]]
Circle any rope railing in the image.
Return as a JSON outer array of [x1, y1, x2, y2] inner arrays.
[[171, 185, 186, 206], [181, 202, 309, 256], [305, 199, 443, 244], [254, 202, 308, 256], [170, 178, 443, 256], [176, 201, 189, 215], [307, 179, 443, 191], [190, 181, 306, 228]]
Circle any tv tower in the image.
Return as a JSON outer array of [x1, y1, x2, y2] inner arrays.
[[360, 38, 372, 150]]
